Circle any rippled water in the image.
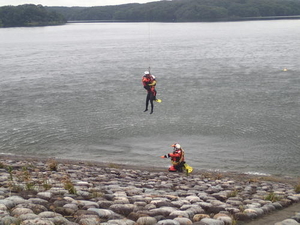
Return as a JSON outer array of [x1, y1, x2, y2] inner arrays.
[[1, 21, 300, 176]]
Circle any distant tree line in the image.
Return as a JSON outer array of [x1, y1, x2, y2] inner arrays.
[[47, 0, 300, 22], [0, 4, 66, 27], [1, 0, 300, 27]]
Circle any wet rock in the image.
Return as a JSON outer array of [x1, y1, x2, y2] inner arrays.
[[174, 217, 193, 225], [0, 216, 21, 225], [78, 217, 101, 225], [193, 214, 210, 222], [37, 191, 52, 200], [16, 202, 48, 214], [274, 219, 299, 225], [169, 210, 190, 218], [291, 212, 300, 222], [198, 202, 212, 211], [234, 212, 252, 221], [6, 196, 27, 205], [207, 205, 226, 214], [18, 212, 39, 221], [0, 204, 7, 211], [101, 218, 135, 225], [288, 195, 300, 203], [136, 216, 157, 225], [149, 207, 176, 217], [0, 210, 10, 218], [197, 218, 225, 225], [28, 197, 48, 205], [63, 203, 79, 211], [98, 200, 114, 208], [186, 205, 205, 215], [21, 218, 56, 225], [186, 195, 201, 203], [109, 203, 137, 216], [11, 207, 34, 217], [88, 208, 123, 220], [261, 203, 276, 214], [156, 219, 180, 225], [0, 199, 15, 209], [213, 213, 233, 225], [273, 202, 284, 210], [55, 206, 76, 216]]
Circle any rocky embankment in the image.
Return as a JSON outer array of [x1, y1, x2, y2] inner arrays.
[[0, 156, 300, 225]]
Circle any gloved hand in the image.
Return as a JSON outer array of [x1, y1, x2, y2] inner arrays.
[[160, 155, 167, 158]]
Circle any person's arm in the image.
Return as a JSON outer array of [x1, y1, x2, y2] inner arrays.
[[142, 77, 149, 86], [161, 153, 170, 158], [148, 80, 156, 86], [168, 152, 181, 158]]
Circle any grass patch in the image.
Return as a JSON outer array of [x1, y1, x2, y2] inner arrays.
[[201, 172, 224, 180], [295, 183, 300, 193], [0, 162, 5, 169], [62, 176, 77, 194], [227, 189, 239, 198], [108, 163, 120, 169], [90, 190, 104, 198], [42, 180, 52, 190], [264, 192, 281, 202], [47, 158, 58, 171]]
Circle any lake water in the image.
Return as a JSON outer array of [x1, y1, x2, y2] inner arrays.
[[1, 20, 300, 177]]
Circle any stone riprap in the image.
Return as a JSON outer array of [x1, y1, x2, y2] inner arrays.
[[0, 157, 299, 225], [274, 213, 300, 225]]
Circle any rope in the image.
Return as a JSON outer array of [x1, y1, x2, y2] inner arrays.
[[148, 22, 151, 73]]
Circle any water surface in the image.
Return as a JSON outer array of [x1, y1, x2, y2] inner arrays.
[[1, 21, 300, 176]]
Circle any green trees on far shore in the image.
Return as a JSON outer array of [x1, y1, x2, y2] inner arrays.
[[1, 0, 300, 27], [50, 0, 300, 22], [0, 4, 66, 27]]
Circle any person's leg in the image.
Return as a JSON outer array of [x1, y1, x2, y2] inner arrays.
[[168, 165, 177, 172], [150, 94, 154, 114], [175, 162, 185, 172], [144, 93, 150, 112], [151, 87, 157, 100]]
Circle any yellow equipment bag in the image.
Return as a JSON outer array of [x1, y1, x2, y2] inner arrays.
[[184, 163, 193, 174]]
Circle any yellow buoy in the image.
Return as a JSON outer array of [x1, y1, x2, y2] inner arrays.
[[283, 68, 288, 72]]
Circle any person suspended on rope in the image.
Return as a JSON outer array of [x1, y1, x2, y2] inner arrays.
[[161, 143, 186, 172], [142, 70, 157, 97], [142, 70, 158, 114]]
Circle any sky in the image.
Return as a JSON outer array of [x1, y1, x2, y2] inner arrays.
[[0, 0, 159, 7]]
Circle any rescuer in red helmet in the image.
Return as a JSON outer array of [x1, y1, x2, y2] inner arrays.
[[161, 143, 185, 172]]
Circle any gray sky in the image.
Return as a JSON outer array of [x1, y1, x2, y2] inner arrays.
[[0, 0, 159, 7]]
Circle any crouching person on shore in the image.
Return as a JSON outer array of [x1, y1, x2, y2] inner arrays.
[[161, 143, 193, 173]]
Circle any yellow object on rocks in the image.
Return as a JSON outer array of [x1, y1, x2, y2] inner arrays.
[[184, 163, 193, 173]]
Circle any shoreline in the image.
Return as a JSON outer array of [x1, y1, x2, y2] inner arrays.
[[1, 153, 299, 185], [0, 154, 300, 225]]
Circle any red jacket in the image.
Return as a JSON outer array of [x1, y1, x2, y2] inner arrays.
[[142, 75, 156, 87], [169, 149, 185, 165]]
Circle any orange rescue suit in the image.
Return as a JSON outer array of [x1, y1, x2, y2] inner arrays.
[[168, 148, 185, 166], [142, 75, 156, 95]]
